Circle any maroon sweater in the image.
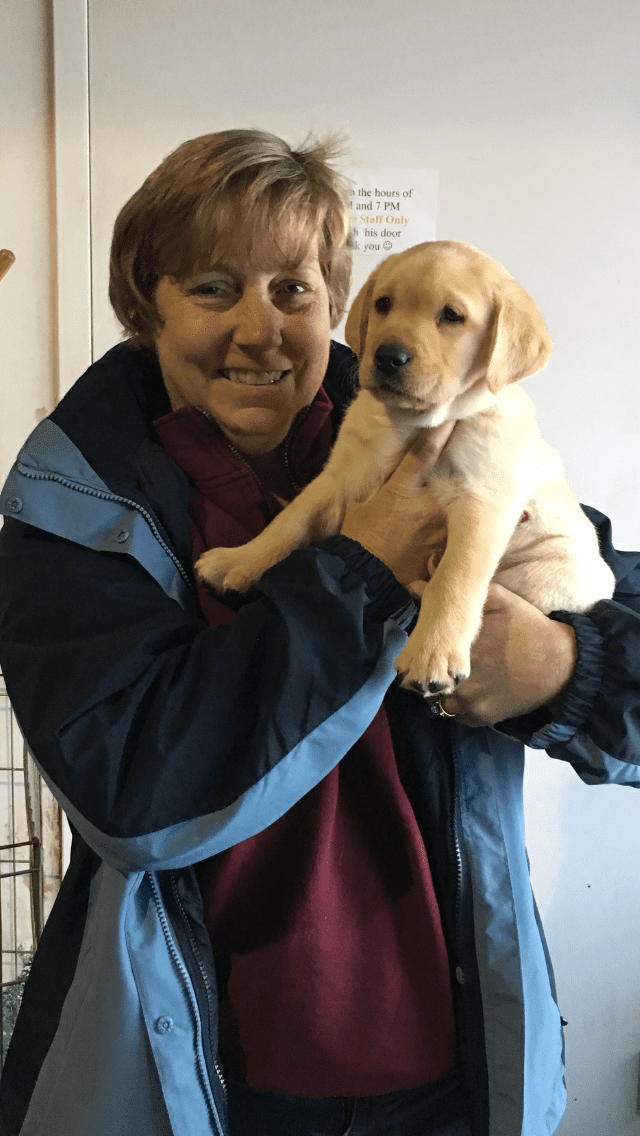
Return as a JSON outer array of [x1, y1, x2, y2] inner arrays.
[[154, 393, 455, 1097]]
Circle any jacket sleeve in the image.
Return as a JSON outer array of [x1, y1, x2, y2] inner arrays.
[[498, 506, 640, 786], [0, 517, 415, 873]]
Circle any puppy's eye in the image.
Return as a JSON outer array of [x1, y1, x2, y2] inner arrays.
[[374, 295, 392, 314], [438, 305, 465, 325]]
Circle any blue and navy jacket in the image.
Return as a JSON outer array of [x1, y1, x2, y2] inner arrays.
[[1, 341, 639, 1136]]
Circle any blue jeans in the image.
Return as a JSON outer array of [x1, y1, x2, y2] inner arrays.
[[226, 1073, 471, 1135]]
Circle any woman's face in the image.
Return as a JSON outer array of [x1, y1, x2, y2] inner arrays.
[[153, 230, 332, 454]]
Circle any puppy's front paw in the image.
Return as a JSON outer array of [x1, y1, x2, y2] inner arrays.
[[395, 624, 470, 697], [195, 547, 261, 594]]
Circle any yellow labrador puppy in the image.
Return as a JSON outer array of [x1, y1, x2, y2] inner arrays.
[[196, 241, 614, 694]]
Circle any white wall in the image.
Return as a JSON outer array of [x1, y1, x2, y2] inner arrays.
[[3, 0, 639, 1131], [87, 0, 640, 551], [0, 0, 55, 486]]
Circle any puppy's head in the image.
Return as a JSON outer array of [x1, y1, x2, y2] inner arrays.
[[345, 241, 552, 422]]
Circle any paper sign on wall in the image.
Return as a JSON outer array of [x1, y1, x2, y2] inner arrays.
[[347, 168, 438, 257], [332, 168, 438, 342]]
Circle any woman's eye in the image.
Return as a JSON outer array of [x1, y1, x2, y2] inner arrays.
[[193, 283, 226, 297], [279, 282, 306, 295], [438, 305, 465, 325]]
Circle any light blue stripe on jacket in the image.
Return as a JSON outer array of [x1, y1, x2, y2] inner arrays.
[[1, 419, 194, 611], [21, 614, 405, 875], [455, 726, 567, 1136]]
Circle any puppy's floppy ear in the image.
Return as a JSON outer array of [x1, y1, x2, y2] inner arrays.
[[344, 264, 383, 358], [485, 280, 553, 393]]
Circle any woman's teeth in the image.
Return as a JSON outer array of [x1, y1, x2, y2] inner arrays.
[[221, 369, 285, 385]]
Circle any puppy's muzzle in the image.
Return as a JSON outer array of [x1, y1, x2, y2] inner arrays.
[[373, 342, 412, 389]]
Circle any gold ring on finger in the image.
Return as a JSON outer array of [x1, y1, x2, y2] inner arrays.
[[436, 695, 456, 718]]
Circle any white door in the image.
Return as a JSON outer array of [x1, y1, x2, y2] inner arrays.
[[53, 6, 640, 1136]]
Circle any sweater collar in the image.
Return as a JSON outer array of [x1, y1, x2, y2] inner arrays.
[[152, 384, 334, 492]]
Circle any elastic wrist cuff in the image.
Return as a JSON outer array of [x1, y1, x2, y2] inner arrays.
[[547, 610, 605, 727], [321, 535, 416, 629], [500, 610, 605, 748]]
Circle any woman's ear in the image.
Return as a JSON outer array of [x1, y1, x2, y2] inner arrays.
[[485, 281, 553, 393], [344, 266, 381, 358]]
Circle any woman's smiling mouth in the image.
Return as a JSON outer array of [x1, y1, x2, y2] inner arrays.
[[219, 369, 290, 386]]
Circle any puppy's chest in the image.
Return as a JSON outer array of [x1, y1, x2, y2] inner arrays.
[[426, 400, 563, 511]]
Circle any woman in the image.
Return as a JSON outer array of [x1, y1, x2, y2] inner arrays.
[[1, 130, 639, 1136]]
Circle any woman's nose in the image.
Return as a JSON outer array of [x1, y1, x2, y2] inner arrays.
[[232, 289, 282, 349]]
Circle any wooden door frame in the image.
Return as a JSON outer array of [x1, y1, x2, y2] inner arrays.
[[51, 0, 92, 398]]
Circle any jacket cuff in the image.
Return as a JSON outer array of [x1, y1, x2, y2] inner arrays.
[[321, 535, 417, 630], [496, 610, 605, 748]]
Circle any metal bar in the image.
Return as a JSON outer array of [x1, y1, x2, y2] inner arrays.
[[23, 747, 44, 943], [9, 702, 17, 986], [1, 672, 55, 1067], [0, 871, 40, 881]]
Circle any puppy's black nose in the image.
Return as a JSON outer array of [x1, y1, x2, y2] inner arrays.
[[374, 342, 412, 377]]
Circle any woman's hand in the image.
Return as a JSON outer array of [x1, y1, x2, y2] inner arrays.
[[340, 421, 455, 586], [435, 582, 578, 726]]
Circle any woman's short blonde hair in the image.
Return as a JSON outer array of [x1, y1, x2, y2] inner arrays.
[[109, 129, 352, 344]]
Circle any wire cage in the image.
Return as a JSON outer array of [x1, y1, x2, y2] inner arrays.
[[0, 672, 64, 1067]]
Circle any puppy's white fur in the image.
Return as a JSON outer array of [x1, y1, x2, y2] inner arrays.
[[196, 241, 614, 694]]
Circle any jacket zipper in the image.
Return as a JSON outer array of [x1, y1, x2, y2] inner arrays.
[[220, 439, 283, 519], [169, 872, 229, 1119], [451, 742, 465, 974], [282, 420, 305, 493], [449, 731, 490, 1135], [218, 406, 310, 511], [147, 872, 226, 1136], [14, 465, 194, 592]]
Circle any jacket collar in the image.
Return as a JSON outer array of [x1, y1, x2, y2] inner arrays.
[[151, 385, 334, 492]]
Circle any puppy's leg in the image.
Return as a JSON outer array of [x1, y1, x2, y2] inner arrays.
[[195, 474, 351, 593], [396, 494, 522, 694], [196, 392, 403, 594]]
